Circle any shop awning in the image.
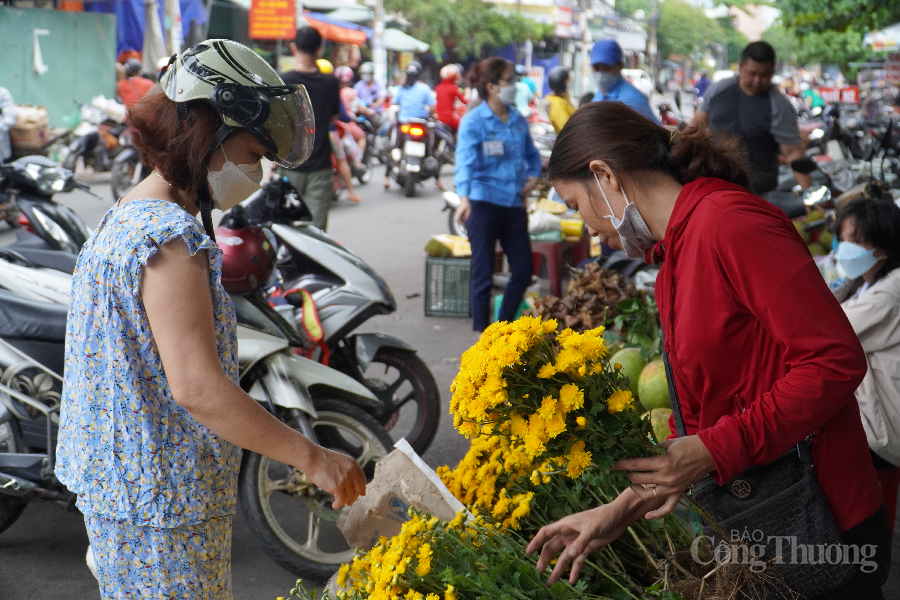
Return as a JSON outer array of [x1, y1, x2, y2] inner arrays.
[[383, 28, 429, 53], [300, 11, 372, 46], [864, 23, 900, 52]]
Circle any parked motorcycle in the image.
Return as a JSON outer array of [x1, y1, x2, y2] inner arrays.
[[0, 155, 95, 253], [0, 247, 394, 581], [242, 179, 441, 455], [387, 119, 447, 197], [57, 100, 127, 174], [109, 127, 151, 200]]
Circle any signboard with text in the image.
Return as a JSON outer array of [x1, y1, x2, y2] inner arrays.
[[887, 53, 900, 83], [249, 0, 295, 40], [819, 86, 859, 104]]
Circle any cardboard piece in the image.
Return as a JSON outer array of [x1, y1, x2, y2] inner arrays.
[[10, 105, 50, 150], [337, 438, 467, 551]]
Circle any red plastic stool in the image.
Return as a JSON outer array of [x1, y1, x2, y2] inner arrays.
[[531, 234, 590, 297]]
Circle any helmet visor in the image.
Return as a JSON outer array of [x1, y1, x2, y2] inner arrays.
[[214, 83, 315, 169], [259, 84, 315, 169]]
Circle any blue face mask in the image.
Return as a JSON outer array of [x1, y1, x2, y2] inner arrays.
[[835, 241, 878, 280]]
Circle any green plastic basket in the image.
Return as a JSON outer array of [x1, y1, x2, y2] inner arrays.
[[424, 257, 471, 317]]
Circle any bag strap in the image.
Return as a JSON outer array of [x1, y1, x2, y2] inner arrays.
[[661, 329, 813, 467], [660, 328, 687, 438]]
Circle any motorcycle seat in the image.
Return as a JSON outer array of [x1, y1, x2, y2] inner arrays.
[[761, 191, 807, 219], [0, 289, 67, 343]]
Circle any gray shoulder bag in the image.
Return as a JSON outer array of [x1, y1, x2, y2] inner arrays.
[[661, 332, 857, 596]]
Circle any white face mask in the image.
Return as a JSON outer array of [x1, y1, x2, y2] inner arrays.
[[594, 173, 656, 259], [594, 71, 619, 94], [498, 82, 517, 106], [207, 146, 263, 212]]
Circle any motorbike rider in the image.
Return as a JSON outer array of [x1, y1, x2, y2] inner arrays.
[[335, 65, 369, 158], [545, 65, 576, 134], [55, 40, 365, 600], [837, 198, 900, 539], [383, 61, 438, 190], [454, 57, 542, 332], [691, 41, 811, 195], [354, 62, 387, 117], [435, 64, 467, 133], [116, 57, 154, 109]]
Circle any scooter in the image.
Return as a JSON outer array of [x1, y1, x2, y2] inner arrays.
[[387, 118, 444, 198], [57, 100, 127, 174], [0, 155, 96, 253], [0, 250, 394, 582], [242, 179, 441, 455]]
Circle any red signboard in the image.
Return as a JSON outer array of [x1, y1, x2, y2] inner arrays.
[[818, 87, 859, 104], [249, 0, 296, 40]]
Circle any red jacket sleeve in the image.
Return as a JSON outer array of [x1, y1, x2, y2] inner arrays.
[[696, 201, 868, 483]]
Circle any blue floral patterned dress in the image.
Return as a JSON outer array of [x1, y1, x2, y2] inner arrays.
[[56, 198, 241, 600]]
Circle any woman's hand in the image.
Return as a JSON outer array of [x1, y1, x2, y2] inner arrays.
[[612, 436, 716, 518], [304, 445, 367, 509], [520, 176, 540, 205], [455, 195, 472, 224], [526, 488, 662, 585]]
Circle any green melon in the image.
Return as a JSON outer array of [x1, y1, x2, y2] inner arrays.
[[638, 360, 672, 411], [610, 348, 647, 401], [818, 230, 834, 250], [642, 408, 674, 444], [793, 221, 811, 244], [807, 242, 827, 256]]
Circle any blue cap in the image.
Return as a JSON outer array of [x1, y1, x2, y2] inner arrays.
[[590, 39, 624, 66]]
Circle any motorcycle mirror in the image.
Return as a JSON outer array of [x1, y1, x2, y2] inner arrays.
[[802, 185, 832, 207], [443, 191, 460, 208], [75, 181, 103, 200], [809, 128, 825, 141], [790, 156, 818, 175]]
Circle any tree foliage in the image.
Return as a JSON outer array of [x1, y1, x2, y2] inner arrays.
[[384, 0, 552, 59], [774, 0, 900, 68]]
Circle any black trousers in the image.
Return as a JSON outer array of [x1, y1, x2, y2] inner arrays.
[[466, 201, 531, 332]]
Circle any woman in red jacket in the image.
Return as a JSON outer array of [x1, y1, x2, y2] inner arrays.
[[526, 102, 890, 598]]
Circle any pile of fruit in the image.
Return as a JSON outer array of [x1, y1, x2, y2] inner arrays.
[[608, 347, 674, 443], [794, 210, 834, 257], [530, 263, 641, 331]]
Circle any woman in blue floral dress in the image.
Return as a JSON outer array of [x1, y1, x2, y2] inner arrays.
[[55, 41, 366, 600]]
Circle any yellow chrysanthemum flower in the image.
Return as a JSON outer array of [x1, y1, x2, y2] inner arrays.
[[537, 395, 557, 421], [445, 584, 457, 600], [576, 416, 587, 428], [566, 440, 593, 478], [607, 389, 635, 413], [537, 363, 556, 378], [559, 383, 585, 411]]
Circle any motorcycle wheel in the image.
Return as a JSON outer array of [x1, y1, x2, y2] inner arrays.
[[110, 157, 147, 200], [403, 172, 418, 198], [0, 421, 28, 535], [447, 209, 468, 239], [352, 347, 440, 456], [238, 398, 392, 581]]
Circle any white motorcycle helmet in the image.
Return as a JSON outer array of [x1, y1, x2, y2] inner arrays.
[[159, 40, 315, 237]]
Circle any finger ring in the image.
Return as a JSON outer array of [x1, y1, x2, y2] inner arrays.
[[652, 486, 658, 497]]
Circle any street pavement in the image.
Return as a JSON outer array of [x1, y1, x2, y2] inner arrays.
[[1, 164, 899, 598]]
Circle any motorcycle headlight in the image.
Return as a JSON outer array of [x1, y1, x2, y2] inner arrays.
[[31, 206, 78, 253], [24, 163, 71, 195]]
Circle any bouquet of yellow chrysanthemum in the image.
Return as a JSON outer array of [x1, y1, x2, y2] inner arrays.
[[285, 317, 706, 600], [447, 316, 660, 488]]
